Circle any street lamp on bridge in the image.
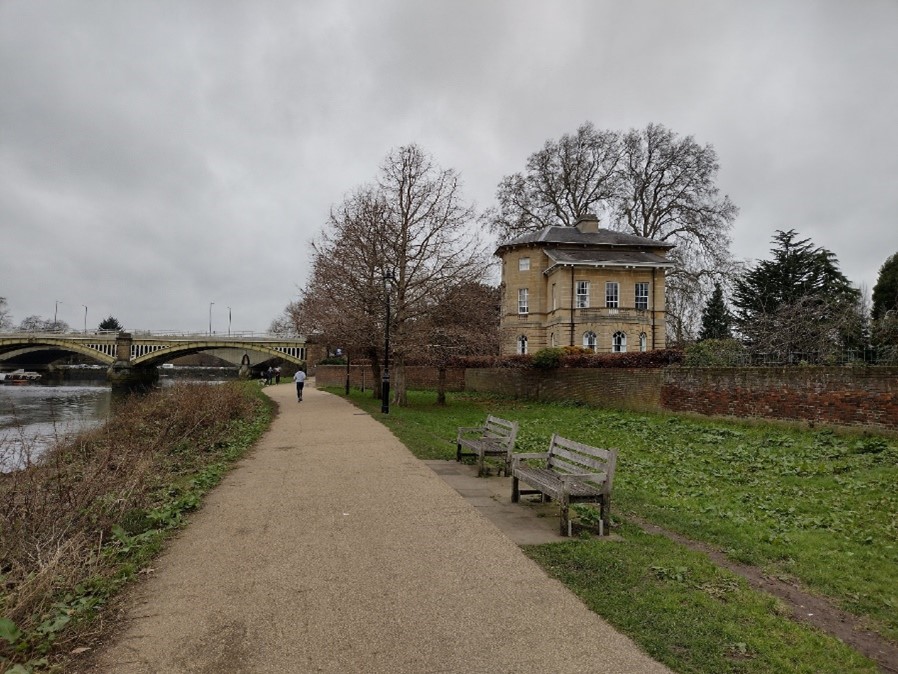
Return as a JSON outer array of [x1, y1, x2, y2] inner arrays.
[[227, 306, 232, 337], [54, 300, 63, 331], [209, 301, 214, 336], [82, 305, 87, 334]]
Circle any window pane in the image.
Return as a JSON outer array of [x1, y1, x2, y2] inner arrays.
[[519, 257, 530, 271], [635, 282, 649, 310], [612, 331, 627, 353], [576, 281, 589, 308], [605, 282, 619, 308], [518, 288, 529, 314], [583, 331, 597, 351]]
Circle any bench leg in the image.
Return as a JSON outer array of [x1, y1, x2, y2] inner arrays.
[[600, 496, 612, 536], [511, 476, 520, 503], [560, 501, 570, 537], [477, 452, 486, 477], [456, 442, 462, 462]]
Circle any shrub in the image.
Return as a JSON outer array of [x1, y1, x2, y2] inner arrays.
[[560, 349, 684, 368], [532, 348, 564, 369], [684, 339, 747, 366]]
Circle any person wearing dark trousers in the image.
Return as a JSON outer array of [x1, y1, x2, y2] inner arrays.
[[293, 368, 306, 401]]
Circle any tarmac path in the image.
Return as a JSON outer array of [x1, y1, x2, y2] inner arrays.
[[87, 382, 670, 673]]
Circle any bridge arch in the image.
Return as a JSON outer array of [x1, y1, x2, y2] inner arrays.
[[131, 341, 306, 367], [0, 337, 115, 365]]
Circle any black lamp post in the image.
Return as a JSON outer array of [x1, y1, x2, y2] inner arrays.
[[381, 271, 394, 414]]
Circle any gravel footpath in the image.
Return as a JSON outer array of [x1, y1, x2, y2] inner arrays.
[[87, 382, 670, 673]]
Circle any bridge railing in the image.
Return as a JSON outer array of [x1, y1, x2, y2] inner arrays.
[[0, 330, 304, 340]]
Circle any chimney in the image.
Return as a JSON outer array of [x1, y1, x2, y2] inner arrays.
[[575, 213, 600, 234]]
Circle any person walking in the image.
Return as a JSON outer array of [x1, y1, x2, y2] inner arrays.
[[293, 368, 307, 402]]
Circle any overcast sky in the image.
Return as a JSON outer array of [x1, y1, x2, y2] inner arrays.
[[2, 1, 897, 333]]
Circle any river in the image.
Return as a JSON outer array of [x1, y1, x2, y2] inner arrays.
[[0, 373, 236, 472], [0, 381, 112, 472]]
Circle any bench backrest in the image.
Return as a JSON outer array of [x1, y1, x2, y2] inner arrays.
[[483, 415, 519, 449], [547, 434, 618, 495]]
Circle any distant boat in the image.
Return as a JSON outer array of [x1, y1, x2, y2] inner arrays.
[[0, 369, 42, 384]]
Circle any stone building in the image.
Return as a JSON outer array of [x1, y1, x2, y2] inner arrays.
[[496, 214, 674, 355]]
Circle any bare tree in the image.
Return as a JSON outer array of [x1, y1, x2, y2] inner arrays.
[[416, 282, 500, 404], [18, 315, 69, 332], [378, 145, 490, 405], [279, 145, 490, 406], [491, 122, 622, 237], [0, 297, 13, 331]]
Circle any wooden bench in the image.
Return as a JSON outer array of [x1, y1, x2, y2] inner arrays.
[[456, 415, 519, 477], [511, 434, 617, 536]]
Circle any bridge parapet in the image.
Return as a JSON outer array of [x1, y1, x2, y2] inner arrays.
[[0, 332, 308, 378]]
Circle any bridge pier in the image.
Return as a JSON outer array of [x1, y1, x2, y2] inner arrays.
[[106, 332, 158, 387]]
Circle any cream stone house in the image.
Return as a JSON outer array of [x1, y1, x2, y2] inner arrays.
[[496, 214, 674, 355]]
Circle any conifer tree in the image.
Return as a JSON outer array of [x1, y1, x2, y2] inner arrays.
[[698, 283, 731, 340], [732, 230, 861, 361], [872, 252, 898, 320]]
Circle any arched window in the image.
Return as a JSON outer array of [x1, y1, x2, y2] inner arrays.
[[582, 331, 597, 352], [639, 332, 647, 352], [517, 334, 528, 355], [550, 332, 557, 347], [612, 331, 627, 353]]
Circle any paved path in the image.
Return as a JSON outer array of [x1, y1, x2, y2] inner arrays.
[[88, 383, 670, 673]]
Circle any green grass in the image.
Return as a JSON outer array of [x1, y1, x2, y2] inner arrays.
[[331, 387, 896, 670], [527, 524, 875, 673]]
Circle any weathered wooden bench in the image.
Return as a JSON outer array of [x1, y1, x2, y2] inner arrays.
[[456, 415, 519, 477], [511, 434, 617, 536]]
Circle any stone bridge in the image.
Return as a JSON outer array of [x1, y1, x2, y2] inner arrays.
[[0, 331, 307, 383]]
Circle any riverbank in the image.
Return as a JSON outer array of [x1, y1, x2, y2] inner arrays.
[[0, 382, 273, 673]]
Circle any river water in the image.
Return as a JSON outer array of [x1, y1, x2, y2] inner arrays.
[[0, 374, 235, 472], [0, 381, 112, 472]]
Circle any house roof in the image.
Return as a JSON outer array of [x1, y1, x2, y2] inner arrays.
[[495, 225, 675, 254], [543, 249, 674, 272]]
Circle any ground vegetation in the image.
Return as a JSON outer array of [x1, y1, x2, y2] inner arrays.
[[337, 388, 896, 672], [0, 382, 272, 673]]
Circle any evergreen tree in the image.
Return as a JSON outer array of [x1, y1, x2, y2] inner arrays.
[[99, 316, 123, 331], [732, 230, 861, 361], [698, 283, 732, 340], [872, 252, 898, 320]]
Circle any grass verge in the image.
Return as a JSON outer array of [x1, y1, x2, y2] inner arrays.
[[332, 387, 894, 672], [0, 382, 274, 674]]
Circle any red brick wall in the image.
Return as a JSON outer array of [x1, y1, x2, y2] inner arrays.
[[661, 367, 898, 430], [320, 364, 898, 431], [465, 368, 664, 412], [314, 365, 465, 392]]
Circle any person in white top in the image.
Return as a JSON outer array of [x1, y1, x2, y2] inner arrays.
[[293, 369, 307, 402]]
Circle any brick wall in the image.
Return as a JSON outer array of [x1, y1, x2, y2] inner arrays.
[[465, 368, 664, 412], [466, 366, 898, 431], [661, 367, 898, 430], [314, 365, 465, 392], [319, 363, 898, 431]]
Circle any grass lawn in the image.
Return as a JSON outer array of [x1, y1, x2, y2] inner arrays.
[[332, 387, 897, 672]]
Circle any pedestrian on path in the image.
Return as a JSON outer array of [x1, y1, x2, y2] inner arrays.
[[293, 368, 306, 401]]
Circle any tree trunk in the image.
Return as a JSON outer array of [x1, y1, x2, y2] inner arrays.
[[368, 347, 382, 400], [392, 358, 408, 406], [436, 366, 447, 405]]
